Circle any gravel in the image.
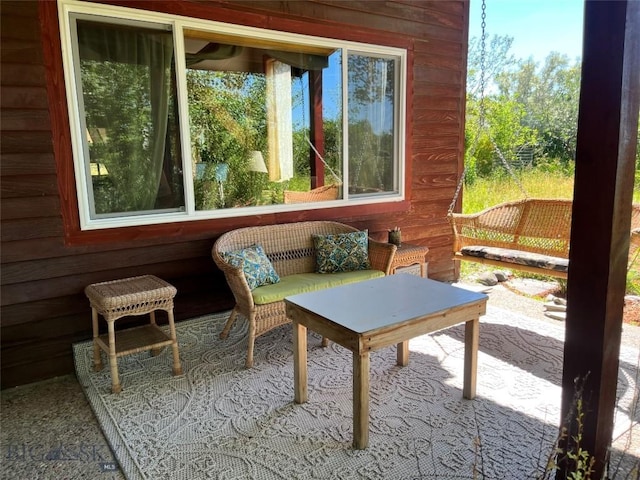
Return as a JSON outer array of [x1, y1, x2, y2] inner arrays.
[[477, 282, 640, 348]]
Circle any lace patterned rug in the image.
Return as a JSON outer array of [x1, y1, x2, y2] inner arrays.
[[73, 307, 639, 480]]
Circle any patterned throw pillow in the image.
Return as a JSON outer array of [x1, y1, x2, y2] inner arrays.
[[221, 244, 280, 290], [313, 230, 371, 273]]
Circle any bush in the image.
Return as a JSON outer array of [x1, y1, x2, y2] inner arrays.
[[474, 135, 497, 178], [535, 156, 575, 176]]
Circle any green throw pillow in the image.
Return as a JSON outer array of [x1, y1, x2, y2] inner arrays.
[[313, 230, 371, 273], [221, 244, 280, 290]]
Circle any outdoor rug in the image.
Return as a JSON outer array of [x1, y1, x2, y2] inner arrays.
[[73, 306, 639, 480]]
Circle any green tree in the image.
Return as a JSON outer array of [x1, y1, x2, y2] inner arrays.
[[187, 70, 267, 208], [497, 53, 581, 164], [467, 34, 516, 97], [466, 35, 580, 180], [465, 34, 522, 181], [466, 95, 537, 178], [86, 62, 185, 213]]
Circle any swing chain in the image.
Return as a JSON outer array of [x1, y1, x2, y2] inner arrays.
[[448, 168, 466, 215], [449, 0, 488, 215], [449, 0, 528, 215], [479, 0, 527, 199], [306, 131, 342, 184], [479, 0, 487, 124], [490, 135, 529, 198]]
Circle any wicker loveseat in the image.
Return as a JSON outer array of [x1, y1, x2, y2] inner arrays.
[[212, 221, 397, 367]]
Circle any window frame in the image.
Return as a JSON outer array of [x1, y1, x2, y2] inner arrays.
[[55, 0, 409, 234]]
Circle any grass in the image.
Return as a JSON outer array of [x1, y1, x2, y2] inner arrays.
[[462, 169, 574, 214], [462, 168, 640, 214]]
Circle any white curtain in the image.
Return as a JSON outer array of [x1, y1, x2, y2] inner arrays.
[[347, 54, 394, 194], [78, 21, 174, 212], [266, 59, 294, 182]]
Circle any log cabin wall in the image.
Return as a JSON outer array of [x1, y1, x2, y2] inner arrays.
[[0, 0, 469, 388]]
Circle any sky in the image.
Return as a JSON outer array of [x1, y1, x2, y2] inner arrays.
[[469, 0, 585, 63]]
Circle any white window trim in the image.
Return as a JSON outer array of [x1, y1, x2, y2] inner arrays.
[[57, 0, 407, 231]]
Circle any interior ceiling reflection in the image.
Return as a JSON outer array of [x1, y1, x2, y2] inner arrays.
[[184, 37, 331, 74]]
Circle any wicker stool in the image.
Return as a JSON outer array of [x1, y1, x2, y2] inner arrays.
[[85, 275, 183, 393]]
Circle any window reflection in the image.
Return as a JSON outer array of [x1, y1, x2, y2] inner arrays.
[[348, 54, 397, 195], [64, 6, 404, 229], [76, 19, 185, 218], [185, 33, 344, 209]]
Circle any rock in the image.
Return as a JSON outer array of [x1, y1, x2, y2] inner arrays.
[[544, 294, 567, 305], [493, 270, 510, 282], [544, 303, 567, 312], [545, 311, 567, 321], [506, 278, 559, 297], [477, 272, 498, 286]]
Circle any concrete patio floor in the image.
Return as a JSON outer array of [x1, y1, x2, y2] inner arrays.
[[1, 283, 638, 479]]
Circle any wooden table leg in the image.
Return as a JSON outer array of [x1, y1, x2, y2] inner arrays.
[[353, 352, 370, 449], [463, 317, 479, 399], [293, 322, 308, 404], [396, 340, 409, 366]]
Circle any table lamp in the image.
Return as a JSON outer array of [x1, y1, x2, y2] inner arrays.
[[248, 151, 268, 173]]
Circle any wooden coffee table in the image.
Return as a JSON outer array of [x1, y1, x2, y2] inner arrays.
[[284, 274, 487, 449]]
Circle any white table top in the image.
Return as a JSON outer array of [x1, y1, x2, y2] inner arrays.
[[285, 274, 488, 334]]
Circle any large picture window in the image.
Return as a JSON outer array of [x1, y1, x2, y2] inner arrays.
[[59, 1, 406, 230]]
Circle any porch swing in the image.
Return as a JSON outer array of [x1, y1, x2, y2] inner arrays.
[[449, 0, 640, 278]]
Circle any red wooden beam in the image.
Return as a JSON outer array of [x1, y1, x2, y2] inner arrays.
[[560, 1, 640, 478], [309, 69, 325, 189]]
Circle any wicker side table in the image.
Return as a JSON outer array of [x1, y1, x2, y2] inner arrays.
[[390, 243, 429, 277], [85, 275, 183, 393]]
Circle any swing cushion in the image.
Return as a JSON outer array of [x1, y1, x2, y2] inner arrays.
[[461, 246, 568, 274]]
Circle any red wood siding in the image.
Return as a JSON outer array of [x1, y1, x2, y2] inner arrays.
[[0, 0, 469, 387]]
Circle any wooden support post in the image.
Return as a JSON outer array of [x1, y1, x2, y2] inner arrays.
[[309, 69, 325, 189], [560, 1, 640, 478]]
